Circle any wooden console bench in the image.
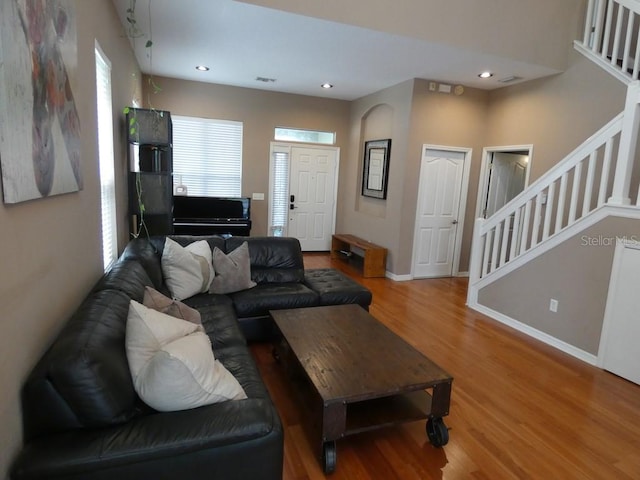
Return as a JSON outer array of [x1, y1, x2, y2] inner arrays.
[[331, 234, 387, 278]]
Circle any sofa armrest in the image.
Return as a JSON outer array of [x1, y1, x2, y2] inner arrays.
[[12, 398, 282, 480]]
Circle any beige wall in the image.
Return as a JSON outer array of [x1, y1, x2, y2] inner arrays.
[[141, 77, 351, 236], [0, 1, 139, 476], [239, 0, 585, 72], [338, 80, 415, 272], [402, 80, 490, 273], [472, 51, 632, 356], [145, 49, 628, 278], [338, 79, 490, 275], [486, 50, 626, 184], [477, 216, 640, 355]]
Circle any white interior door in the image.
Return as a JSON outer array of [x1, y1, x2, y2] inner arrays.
[[412, 149, 466, 278], [485, 152, 528, 218], [288, 146, 338, 251], [599, 241, 640, 385]]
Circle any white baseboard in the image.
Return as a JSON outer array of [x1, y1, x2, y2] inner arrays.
[[385, 272, 413, 281], [387, 272, 469, 281], [468, 302, 598, 366]]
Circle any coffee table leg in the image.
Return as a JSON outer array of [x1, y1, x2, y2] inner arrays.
[[322, 441, 337, 474], [319, 401, 345, 473], [426, 380, 452, 447]]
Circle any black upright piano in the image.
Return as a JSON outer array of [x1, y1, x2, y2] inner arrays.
[[172, 196, 251, 236]]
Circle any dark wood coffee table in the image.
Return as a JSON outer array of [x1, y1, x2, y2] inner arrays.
[[270, 304, 453, 474]]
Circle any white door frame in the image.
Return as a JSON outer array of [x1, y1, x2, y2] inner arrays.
[[267, 142, 340, 244], [411, 144, 472, 278], [475, 145, 533, 219]]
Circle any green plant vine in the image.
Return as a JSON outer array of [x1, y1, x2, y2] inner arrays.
[[125, 0, 161, 102], [122, 1, 163, 239], [122, 106, 147, 239]]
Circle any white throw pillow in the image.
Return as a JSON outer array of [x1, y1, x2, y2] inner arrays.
[[126, 300, 247, 412], [161, 238, 214, 301]]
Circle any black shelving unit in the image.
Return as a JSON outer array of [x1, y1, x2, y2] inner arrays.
[[126, 108, 173, 237]]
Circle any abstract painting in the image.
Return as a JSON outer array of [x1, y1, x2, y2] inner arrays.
[[0, 0, 81, 204]]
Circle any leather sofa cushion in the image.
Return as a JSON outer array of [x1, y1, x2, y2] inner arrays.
[[229, 283, 319, 318], [12, 397, 282, 480], [93, 260, 154, 301], [226, 236, 305, 284], [160, 235, 226, 254], [214, 345, 270, 399], [22, 290, 138, 440], [304, 268, 373, 308], [191, 301, 247, 351], [120, 238, 164, 289]]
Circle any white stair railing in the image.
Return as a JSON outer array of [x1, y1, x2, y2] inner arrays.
[[469, 80, 640, 292], [576, 0, 640, 83], [469, 113, 623, 284]]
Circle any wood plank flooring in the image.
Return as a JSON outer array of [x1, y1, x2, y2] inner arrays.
[[250, 254, 640, 479]]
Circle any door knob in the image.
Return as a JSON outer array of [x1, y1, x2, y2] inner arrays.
[[452, 220, 458, 225]]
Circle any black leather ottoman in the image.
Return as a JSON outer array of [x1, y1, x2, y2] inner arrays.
[[304, 268, 372, 309]]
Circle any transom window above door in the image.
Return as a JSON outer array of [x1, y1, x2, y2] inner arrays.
[[274, 127, 335, 145]]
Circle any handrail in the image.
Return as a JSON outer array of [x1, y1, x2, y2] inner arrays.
[[480, 113, 623, 232], [470, 113, 624, 284], [579, 0, 640, 82]]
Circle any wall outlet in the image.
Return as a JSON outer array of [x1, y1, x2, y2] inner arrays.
[[549, 298, 559, 313]]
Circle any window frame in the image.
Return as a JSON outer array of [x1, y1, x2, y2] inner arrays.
[[95, 42, 117, 271]]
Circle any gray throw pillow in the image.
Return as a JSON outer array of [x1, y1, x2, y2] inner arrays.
[[209, 242, 257, 294], [142, 286, 202, 325]]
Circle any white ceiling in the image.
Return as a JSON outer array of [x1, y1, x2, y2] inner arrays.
[[112, 0, 562, 101]]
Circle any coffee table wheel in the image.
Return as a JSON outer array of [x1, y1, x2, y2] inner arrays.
[[322, 441, 337, 474], [426, 417, 449, 447]]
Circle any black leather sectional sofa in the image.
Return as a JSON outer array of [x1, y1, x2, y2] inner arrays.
[[10, 236, 372, 480]]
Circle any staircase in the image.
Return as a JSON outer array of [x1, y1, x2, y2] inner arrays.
[[574, 0, 640, 84], [466, 0, 640, 360]]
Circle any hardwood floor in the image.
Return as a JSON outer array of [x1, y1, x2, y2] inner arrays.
[[251, 253, 640, 479]]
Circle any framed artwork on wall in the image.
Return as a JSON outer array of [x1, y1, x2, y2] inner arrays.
[[362, 139, 391, 199], [0, 0, 81, 204]]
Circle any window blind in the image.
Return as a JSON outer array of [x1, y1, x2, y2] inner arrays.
[[95, 43, 117, 270], [172, 116, 243, 197], [269, 148, 290, 236]]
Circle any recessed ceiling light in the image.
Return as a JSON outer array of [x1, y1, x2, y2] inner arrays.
[[195, 65, 210, 72], [478, 71, 493, 79], [321, 83, 333, 89]]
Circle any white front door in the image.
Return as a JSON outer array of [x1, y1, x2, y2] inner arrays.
[[412, 148, 467, 278], [288, 146, 338, 251]]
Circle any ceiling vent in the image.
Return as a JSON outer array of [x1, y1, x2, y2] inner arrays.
[[498, 75, 523, 84]]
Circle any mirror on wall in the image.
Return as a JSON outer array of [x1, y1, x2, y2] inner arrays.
[[362, 139, 391, 199]]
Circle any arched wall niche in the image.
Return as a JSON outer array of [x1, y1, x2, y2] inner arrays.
[[356, 103, 394, 217]]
